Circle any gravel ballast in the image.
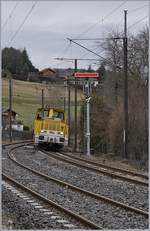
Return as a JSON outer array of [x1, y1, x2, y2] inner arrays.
[[14, 147, 148, 211], [2, 146, 148, 230], [2, 182, 86, 229]]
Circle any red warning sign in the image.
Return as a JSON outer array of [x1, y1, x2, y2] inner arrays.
[[74, 73, 99, 78]]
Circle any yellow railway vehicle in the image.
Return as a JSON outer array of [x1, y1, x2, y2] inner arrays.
[[34, 107, 68, 149]]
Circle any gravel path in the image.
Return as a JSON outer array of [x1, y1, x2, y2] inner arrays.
[[2, 146, 148, 229], [14, 146, 148, 211]]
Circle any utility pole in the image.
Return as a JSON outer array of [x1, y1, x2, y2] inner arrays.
[[42, 89, 44, 108], [67, 77, 71, 146], [123, 10, 128, 159], [64, 97, 66, 112], [8, 72, 12, 142], [83, 96, 86, 154], [42, 89, 44, 117], [74, 59, 77, 152]]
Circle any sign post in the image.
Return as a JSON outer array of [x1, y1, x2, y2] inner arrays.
[[74, 72, 99, 155], [86, 83, 91, 156]]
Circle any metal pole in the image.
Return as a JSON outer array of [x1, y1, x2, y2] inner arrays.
[[42, 89, 44, 117], [64, 97, 66, 112], [124, 10, 128, 159], [42, 89, 44, 108], [86, 80, 91, 156], [9, 74, 12, 142], [83, 96, 86, 154], [74, 59, 77, 152], [68, 78, 71, 146]]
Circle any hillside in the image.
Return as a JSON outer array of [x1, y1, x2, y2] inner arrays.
[[2, 79, 83, 129]]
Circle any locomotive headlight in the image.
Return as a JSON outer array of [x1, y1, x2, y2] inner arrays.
[[60, 132, 63, 135], [41, 130, 44, 133]]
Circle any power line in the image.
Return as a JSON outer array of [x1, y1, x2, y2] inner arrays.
[[55, 58, 100, 61], [2, 2, 19, 30], [67, 38, 122, 70], [78, 46, 105, 60], [116, 4, 148, 28], [129, 4, 148, 14], [8, 2, 37, 45], [60, 43, 72, 57], [67, 38, 103, 59], [102, 1, 127, 22], [67, 37, 123, 41], [75, 21, 100, 39], [59, 1, 127, 66], [55, 42, 72, 68], [75, 1, 127, 39], [99, 1, 127, 39], [66, 38, 108, 41], [128, 15, 148, 29]]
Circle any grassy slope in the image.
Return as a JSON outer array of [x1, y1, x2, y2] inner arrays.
[[2, 79, 83, 129]]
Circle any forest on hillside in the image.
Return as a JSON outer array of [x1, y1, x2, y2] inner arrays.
[[2, 47, 38, 80]]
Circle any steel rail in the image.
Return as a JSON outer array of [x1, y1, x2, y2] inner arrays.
[[42, 150, 148, 186], [2, 173, 101, 229], [6, 145, 148, 217], [60, 151, 148, 180], [2, 140, 33, 149], [4, 142, 148, 181]]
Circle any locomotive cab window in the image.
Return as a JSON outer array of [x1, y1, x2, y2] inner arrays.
[[43, 109, 49, 117], [53, 111, 64, 120], [36, 109, 49, 119], [58, 112, 64, 120]]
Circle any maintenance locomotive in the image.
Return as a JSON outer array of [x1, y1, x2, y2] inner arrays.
[[34, 107, 68, 149]]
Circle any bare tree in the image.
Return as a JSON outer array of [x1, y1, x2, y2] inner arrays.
[[92, 26, 149, 166], [97, 26, 149, 79]]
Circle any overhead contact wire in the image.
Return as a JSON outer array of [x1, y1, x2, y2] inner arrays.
[[2, 2, 19, 30], [128, 15, 148, 29], [102, 1, 127, 22], [8, 2, 37, 45]]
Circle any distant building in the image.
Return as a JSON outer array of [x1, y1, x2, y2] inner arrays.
[[39, 68, 56, 83], [54, 68, 74, 79], [2, 109, 23, 131], [2, 109, 17, 123], [12, 121, 24, 132]]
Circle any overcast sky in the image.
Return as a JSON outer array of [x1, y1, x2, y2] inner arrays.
[[2, 1, 149, 70]]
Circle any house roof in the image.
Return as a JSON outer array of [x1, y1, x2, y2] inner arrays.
[[39, 68, 56, 77], [54, 68, 74, 77], [2, 109, 19, 116]]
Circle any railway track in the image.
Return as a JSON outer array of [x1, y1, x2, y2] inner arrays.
[[7, 145, 149, 216], [4, 141, 148, 185], [42, 150, 148, 186], [2, 174, 99, 229], [2, 140, 33, 148], [61, 151, 148, 179], [2, 143, 148, 229], [9, 145, 148, 210]]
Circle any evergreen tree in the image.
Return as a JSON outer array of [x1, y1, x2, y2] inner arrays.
[[2, 47, 38, 80], [22, 62, 29, 79]]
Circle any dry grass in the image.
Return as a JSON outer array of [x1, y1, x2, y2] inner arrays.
[[2, 78, 83, 129]]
